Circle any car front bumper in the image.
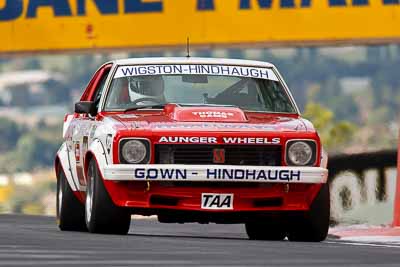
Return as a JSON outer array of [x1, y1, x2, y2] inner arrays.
[[103, 164, 328, 184], [100, 164, 328, 213]]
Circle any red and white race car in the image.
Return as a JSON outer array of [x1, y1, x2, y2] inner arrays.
[[55, 57, 329, 241]]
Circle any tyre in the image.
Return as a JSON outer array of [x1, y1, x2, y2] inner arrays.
[[287, 184, 330, 242], [57, 168, 87, 231], [85, 159, 131, 235], [245, 219, 286, 241]]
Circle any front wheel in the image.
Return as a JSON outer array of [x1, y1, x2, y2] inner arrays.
[[287, 184, 330, 242], [85, 159, 131, 235]]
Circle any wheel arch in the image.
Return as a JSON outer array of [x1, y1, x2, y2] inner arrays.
[[84, 138, 109, 179], [55, 143, 79, 192]]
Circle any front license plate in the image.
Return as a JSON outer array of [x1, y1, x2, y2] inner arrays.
[[201, 193, 233, 210]]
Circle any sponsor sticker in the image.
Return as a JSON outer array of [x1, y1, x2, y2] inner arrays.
[[82, 136, 89, 157], [158, 136, 280, 145], [74, 142, 80, 163], [151, 122, 275, 131], [159, 136, 217, 144], [192, 111, 234, 119], [201, 193, 233, 210], [114, 64, 278, 81], [118, 114, 138, 119], [89, 125, 97, 139], [133, 167, 302, 182], [222, 137, 280, 145]]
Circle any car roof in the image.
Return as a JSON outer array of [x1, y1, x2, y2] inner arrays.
[[112, 57, 276, 68]]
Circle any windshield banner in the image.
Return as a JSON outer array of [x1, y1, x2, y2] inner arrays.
[[114, 64, 278, 81]]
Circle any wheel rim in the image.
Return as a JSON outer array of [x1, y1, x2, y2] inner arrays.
[[57, 177, 63, 218], [85, 165, 95, 223]]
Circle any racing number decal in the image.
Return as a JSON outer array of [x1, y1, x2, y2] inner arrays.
[[201, 193, 233, 210]]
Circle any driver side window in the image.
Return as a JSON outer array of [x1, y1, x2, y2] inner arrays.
[[92, 69, 110, 110]]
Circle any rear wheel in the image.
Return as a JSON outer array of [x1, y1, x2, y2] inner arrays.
[[287, 184, 330, 242], [245, 219, 286, 241], [85, 159, 131, 235], [56, 168, 87, 231]]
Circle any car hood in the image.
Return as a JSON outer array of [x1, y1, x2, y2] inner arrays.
[[103, 104, 312, 133]]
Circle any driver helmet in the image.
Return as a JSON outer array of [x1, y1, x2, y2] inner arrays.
[[128, 75, 165, 103]]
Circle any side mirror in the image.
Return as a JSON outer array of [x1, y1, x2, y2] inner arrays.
[[75, 101, 97, 116]]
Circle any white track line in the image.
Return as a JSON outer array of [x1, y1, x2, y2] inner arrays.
[[325, 241, 400, 249]]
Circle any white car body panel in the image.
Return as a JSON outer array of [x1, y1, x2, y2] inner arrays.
[[56, 143, 79, 191], [57, 113, 118, 191]]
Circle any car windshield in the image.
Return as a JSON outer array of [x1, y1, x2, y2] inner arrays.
[[104, 64, 297, 113]]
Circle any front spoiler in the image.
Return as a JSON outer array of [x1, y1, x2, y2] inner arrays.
[[103, 164, 328, 184]]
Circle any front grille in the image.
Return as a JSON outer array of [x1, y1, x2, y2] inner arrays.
[[155, 144, 282, 166]]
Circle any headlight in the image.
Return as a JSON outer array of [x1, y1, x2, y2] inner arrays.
[[286, 141, 316, 166], [120, 139, 149, 164]]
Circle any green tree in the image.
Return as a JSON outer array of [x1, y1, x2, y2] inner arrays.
[[0, 122, 62, 174], [303, 103, 356, 152], [0, 118, 22, 152]]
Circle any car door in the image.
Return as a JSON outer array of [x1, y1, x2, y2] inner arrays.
[[70, 64, 112, 188]]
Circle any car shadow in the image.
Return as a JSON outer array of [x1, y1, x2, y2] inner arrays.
[[128, 232, 262, 241]]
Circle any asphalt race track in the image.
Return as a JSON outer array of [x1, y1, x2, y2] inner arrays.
[[0, 215, 399, 266]]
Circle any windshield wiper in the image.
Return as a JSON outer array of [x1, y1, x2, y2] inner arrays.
[[124, 103, 239, 113], [179, 103, 238, 108], [124, 103, 167, 113]]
